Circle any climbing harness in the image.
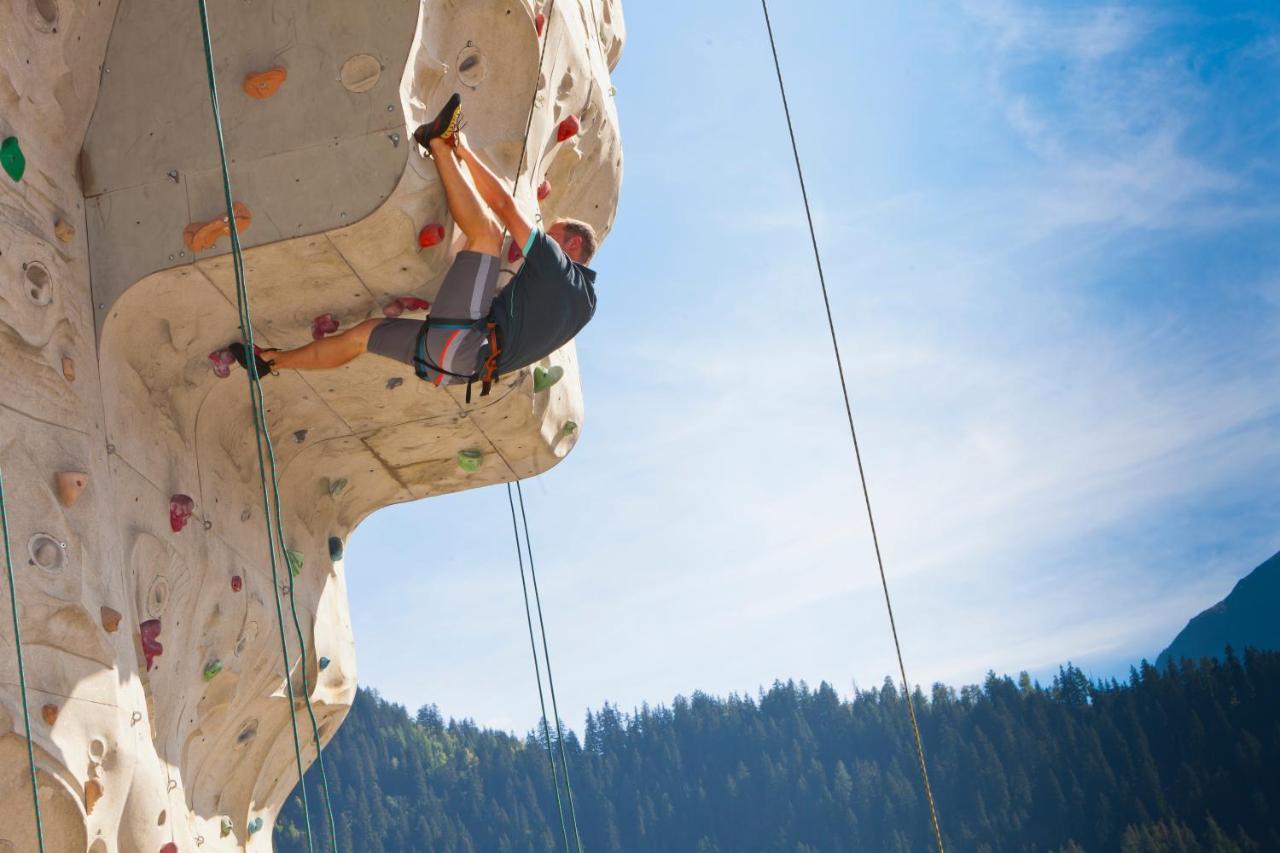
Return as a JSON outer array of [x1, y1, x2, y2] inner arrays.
[[195, 1, 338, 850], [411, 318, 503, 403], [0, 467, 46, 852], [759, 2, 947, 851]]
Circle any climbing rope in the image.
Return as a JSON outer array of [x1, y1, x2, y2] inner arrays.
[[0, 467, 46, 852], [759, 3, 946, 851], [506, 484, 575, 852], [194, 1, 338, 849], [514, 480, 584, 852]]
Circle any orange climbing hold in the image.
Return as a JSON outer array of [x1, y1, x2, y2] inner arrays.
[[54, 471, 88, 507], [41, 704, 58, 725], [62, 356, 76, 383], [84, 780, 103, 815], [100, 606, 122, 633], [243, 66, 287, 99], [183, 201, 252, 253]]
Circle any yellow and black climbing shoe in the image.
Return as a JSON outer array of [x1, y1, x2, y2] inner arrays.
[[413, 93, 463, 149], [228, 342, 278, 380]]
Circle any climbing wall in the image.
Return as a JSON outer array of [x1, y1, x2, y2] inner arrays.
[[0, 0, 624, 849]]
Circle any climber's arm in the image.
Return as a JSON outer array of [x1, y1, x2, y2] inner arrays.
[[455, 135, 535, 253]]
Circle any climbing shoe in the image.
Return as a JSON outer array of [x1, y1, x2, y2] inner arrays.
[[413, 93, 463, 149], [227, 342, 278, 379]]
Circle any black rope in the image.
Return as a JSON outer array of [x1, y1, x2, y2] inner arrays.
[[759, 3, 946, 850]]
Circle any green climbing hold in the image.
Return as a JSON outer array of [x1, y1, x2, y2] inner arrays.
[[220, 817, 234, 838], [203, 659, 222, 682], [562, 421, 578, 435], [286, 549, 303, 577], [533, 364, 565, 392], [0, 137, 25, 182], [328, 536, 343, 561], [247, 817, 264, 835], [457, 449, 483, 472], [319, 656, 331, 670], [327, 477, 348, 496]]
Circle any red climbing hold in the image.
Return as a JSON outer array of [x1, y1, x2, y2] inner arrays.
[[537, 179, 551, 201], [208, 349, 235, 378], [169, 495, 195, 532], [161, 843, 178, 853], [399, 296, 430, 311], [536, 12, 546, 36], [311, 312, 339, 339], [140, 619, 163, 671], [231, 575, 243, 593], [418, 223, 445, 250], [508, 241, 523, 263], [556, 115, 581, 143]]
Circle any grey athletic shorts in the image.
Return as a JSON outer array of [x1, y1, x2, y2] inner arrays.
[[367, 250, 500, 386]]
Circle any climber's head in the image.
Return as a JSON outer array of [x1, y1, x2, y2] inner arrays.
[[547, 218, 597, 264]]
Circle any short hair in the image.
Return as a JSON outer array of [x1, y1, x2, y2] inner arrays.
[[556, 218, 598, 263]]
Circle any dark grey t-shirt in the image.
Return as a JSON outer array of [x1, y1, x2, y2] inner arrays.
[[491, 229, 597, 373]]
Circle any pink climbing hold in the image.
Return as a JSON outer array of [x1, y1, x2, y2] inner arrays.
[[311, 312, 340, 339], [508, 241, 523, 263], [536, 12, 546, 36], [140, 619, 163, 671], [382, 299, 404, 318], [208, 349, 235, 379], [231, 575, 243, 593], [537, 179, 551, 201], [556, 115, 581, 143], [169, 495, 195, 532], [417, 223, 445, 250]]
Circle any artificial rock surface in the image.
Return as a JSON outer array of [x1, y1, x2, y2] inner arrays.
[[0, 0, 623, 849]]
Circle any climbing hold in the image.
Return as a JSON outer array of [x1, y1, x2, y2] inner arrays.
[[54, 471, 89, 507], [562, 420, 578, 435], [556, 115, 581, 143], [169, 495, 195, 532], [203, 659, 222, 682], [139, 619, 163, 671], [457, 449, 483, 472], [328, 536, 343, 560], [220, 818, 233, 838], [537, 179, 551, 201], [508, 241, 523, 263], [247, 817, 264, 835], [381, 299, 404, 318], [243, 66, 287, 99], [385, 377, 403, 390], [62, 356, 76, 382], [1, 137, 25, 182], [230, 575, 242, 592], [183, 201, 252, 253], [208, 349, 235, 378], [536, 11, 546, 36], [311, 313, 339, 339], [54, 218, 75, 243], [417, 223, 445, 250], [293, 429, 308, 443], [340, 54, 382, 93], [327, 477, 348, 497], [399, 296, 430, 311], [160, 843, 177, 853], [100, 606, 122, 633], [533, 365, 564, 392], [41, 704, 58, 726], [84, 780, 103, 815], [286, 549, 303, 577], [319, 656, 331, 670]]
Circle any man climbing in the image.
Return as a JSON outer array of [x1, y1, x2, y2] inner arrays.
[[229, 93, 598, 398]]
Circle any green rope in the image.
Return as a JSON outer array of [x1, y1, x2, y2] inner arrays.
[[0, 467, 46, 852], [506, 484, 574, 852], [514, 481, 584, 852], [194, 1, 338, 849]]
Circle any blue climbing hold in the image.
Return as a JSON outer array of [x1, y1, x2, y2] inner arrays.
[[328, 536, 343, 561], [319, 656, 331, 670], [247, 816, 264, 835]]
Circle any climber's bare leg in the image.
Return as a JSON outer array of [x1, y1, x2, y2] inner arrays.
[[428, 138, 503, 256], [269, 319, 382, 371]]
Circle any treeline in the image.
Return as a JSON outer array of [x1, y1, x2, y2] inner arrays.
[[276, 649, 1280, 852]]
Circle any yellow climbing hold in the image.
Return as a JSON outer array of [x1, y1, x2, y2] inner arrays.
[[286, 549, 304, 577]]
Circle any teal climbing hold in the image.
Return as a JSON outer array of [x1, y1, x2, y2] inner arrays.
[[0, 137, 25, 182], [328, 536, 343, 561], [533, 365, 564, 392], [327, 477, 348, 497], [286, 549, 303, 577], [247, 817, 264, 835], [319, 656, 331, 670], [457, 449, 483, 472], [203, 659, 222, 682]]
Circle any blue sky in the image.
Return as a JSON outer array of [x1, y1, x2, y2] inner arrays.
[[345, 1, 1280, 732]]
